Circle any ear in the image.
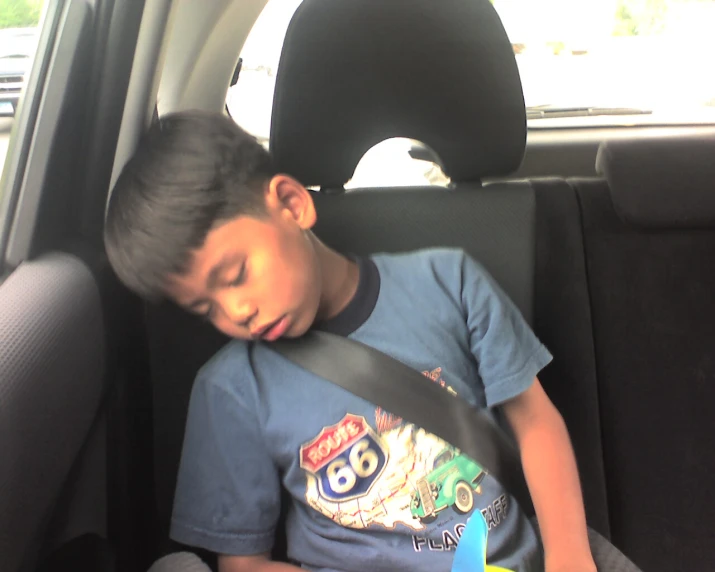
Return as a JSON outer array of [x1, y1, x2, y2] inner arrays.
[[267, 175, 317, 230]]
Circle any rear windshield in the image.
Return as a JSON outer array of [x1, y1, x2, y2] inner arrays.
[[228, 0, 715, 134]]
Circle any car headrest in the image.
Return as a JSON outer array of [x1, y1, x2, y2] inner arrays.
[[596, 137, 715, 229], [270, 0, 526, 188]]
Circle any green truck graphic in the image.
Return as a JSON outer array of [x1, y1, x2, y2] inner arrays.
[[410, 447, 486, 524]]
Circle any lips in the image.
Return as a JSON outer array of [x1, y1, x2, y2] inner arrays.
[[254, 315, 291, 342]]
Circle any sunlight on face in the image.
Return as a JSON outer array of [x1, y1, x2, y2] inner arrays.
[[165, 177, 323, 341]]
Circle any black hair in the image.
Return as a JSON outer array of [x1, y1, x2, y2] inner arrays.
[[104, 110, 276, 301]]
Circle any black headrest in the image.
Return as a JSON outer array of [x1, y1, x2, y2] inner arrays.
[[270, 0, 526, 188], [596, 137, 715, 229]]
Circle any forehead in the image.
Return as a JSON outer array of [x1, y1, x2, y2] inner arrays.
[[196, 214, 274, 263], [164, 215, 271, 299]]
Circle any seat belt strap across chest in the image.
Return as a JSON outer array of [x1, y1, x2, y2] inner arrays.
[[272, 330, 534, 516]]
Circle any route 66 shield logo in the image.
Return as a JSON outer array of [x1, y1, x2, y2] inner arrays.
[[300, 414, 388, 502]]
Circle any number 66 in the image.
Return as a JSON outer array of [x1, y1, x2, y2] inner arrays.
[[326, 439, 380, 494]]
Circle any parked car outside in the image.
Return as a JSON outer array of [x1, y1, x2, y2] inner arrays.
[[0, 27, 38, 117]]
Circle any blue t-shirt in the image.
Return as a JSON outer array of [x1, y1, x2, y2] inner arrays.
[[170, 248, 553, 571]]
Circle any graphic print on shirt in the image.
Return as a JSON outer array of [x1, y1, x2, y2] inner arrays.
[[300, 368, 503, 533]]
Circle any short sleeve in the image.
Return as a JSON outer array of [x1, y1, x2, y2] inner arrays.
[[170, 357, 281, 556], [460, 253, 553, 407]]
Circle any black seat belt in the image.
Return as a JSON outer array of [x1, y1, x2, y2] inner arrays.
[[272, 330, 535, 516]]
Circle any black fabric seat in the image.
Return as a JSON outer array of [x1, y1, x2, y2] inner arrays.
[[532, 179, 610, 536], [566, 136, 715, 572], [145, 0, 609, 567]]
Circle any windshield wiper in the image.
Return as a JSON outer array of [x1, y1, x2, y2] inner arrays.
[[526, 106, 652, 120]]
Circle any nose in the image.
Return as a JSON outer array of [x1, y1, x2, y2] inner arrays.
[[216, 292, 257, 327]]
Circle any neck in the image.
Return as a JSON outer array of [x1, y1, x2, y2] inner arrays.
[[312, 235, 359, 321]]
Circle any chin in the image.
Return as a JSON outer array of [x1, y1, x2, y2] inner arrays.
[[287, 309, 317, 339], [286, 320, 310, 339]]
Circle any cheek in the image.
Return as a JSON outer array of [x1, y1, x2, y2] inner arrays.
[[286, 239, 321, 300], [268, 232, 318, 297], [264, 261, 313, 304]]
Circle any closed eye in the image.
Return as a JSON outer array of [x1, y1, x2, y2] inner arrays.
[[189, 303, 214, 321], [227, 263, 246, 287]]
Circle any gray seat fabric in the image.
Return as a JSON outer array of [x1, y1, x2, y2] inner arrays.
[[148, 552, 212, 572], [0, 254, 105, 572], [595, 135, 715, 229], [530, 518, 641, 572], [532, 179, 609, 536], [312, 185, 536, 322]]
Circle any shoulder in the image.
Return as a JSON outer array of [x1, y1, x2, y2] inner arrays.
[[371, 247, 492, 294], [192, 339, 261, 404], [371, 247, 474, 277], [198, 339, 249, 380]]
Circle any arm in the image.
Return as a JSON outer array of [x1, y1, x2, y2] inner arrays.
[[502, 377, 596, 572], [219, 553, 302, 572], [456, 253, 592, 569], [170, 355, 283, 564]]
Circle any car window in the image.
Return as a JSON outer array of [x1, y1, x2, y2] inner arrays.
[[227, 0, 715, 184], [0, 0, 43, 220], [499, 0, 715, 128], [0, 4, 42, 147]]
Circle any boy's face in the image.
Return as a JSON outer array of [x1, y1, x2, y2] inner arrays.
[[163, 176, 325, 341]]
